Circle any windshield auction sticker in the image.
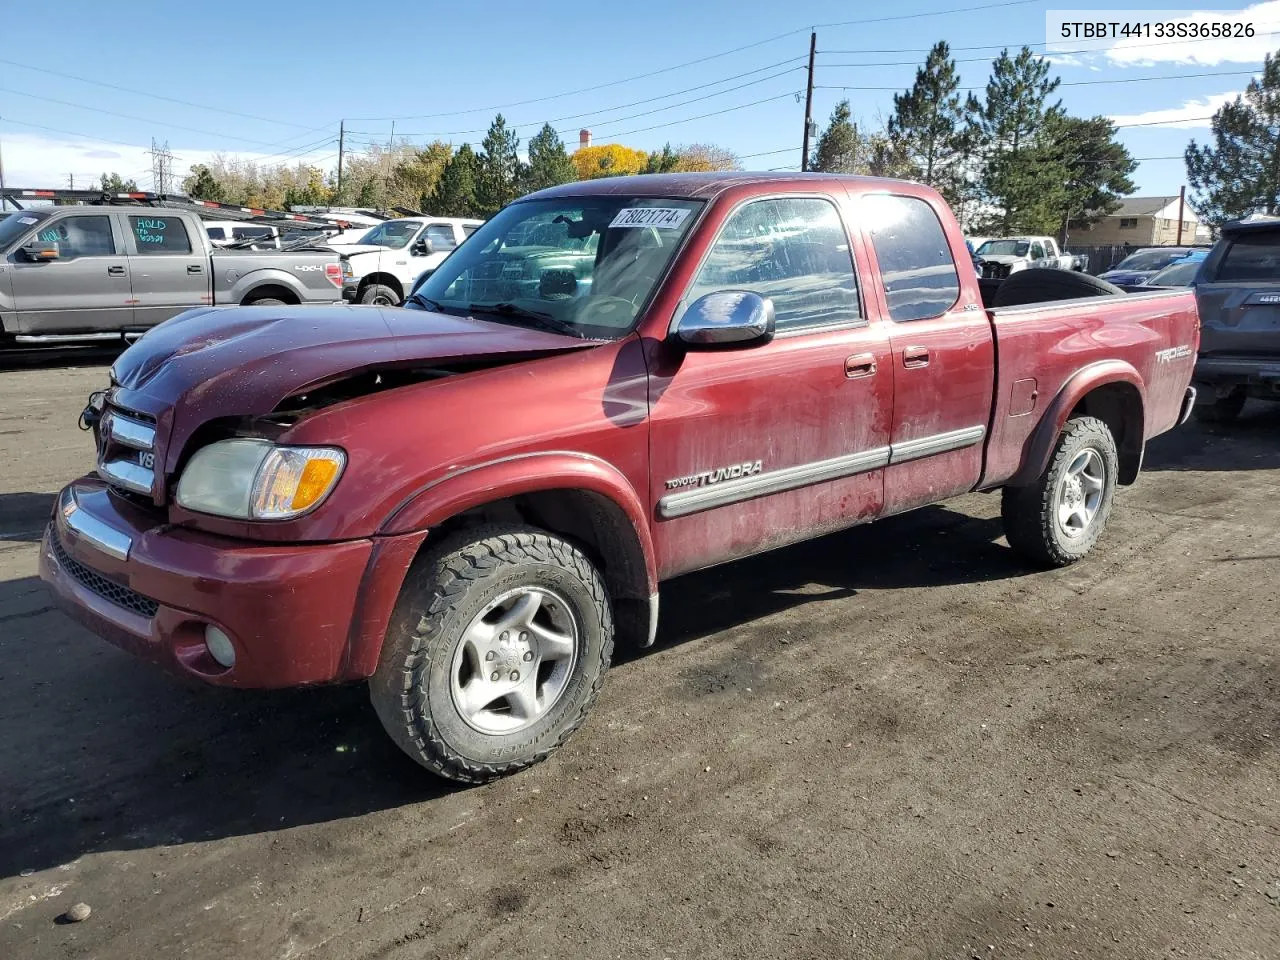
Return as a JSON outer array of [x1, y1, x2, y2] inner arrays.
[[1046, 9, 1263, 57], [609, 207, 692, 229]]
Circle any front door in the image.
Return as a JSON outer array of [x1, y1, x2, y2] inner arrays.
[[857, 192, 995, 517], [648, 194, 894, 579], [123, 213, 208, 327], [8, 213, 133, 335]]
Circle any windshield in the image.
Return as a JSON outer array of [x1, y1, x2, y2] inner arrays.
[[413, 197, 703, 339], [1112, 248, 1187, 272], [356, 220, 422, 249], [1146, 261, 1201, 286], [976, 240, 1029, 257], [0, 211, 49, 250]]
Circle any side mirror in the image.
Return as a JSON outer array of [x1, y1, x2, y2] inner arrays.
[[413, 237, 436, 256], [21, 239, 59, 262], [675, 290, 775, 348]]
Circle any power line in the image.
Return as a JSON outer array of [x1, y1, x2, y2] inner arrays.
[[815, 70, 1257, 93], [0, 56, 322, 130], [0, 86, 324, 149], [1115, 115, 1215, 128]]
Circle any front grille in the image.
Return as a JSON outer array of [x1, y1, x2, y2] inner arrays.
[[981, 261, 1012, 280], [98, 404, 158, 499], [51, 530, 159, 619]]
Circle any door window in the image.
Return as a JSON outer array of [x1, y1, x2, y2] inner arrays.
[[424, 224, 457, 251], [863, 194, 961, 322], [34, 216, 117, 259], [128, 216, 192, 254], [1030, 241, 1046, 259], [686, 197, 861, 332]]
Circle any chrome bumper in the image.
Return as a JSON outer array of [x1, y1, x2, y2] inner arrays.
[[57, 485, 133, 561], [1177, 385, 1198, 427]]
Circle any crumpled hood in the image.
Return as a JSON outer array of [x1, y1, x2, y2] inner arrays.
[[339, 244, 395, 257], [109, 304, 595, 474], [977, 253, 1028, 266]]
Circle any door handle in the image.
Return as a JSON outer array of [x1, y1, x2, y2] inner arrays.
[[107, 265, 126, 277], [187, 264, 203, 275], [844, 352, 877, 379], [902, 345, 930, 368]]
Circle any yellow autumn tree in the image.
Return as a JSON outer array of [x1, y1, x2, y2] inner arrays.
[[571, 144, 649, 180]]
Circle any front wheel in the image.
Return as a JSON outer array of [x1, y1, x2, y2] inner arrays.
[[360, 284, 401, 306], [370, 525, 613, 783], [1002, 416, 1119, 567]]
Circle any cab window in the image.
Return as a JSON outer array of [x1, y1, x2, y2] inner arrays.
[[34, 216, 117, 259], [128, 216, 192, 255], [686, 196, 861, 332], [863, 194, 961, 322]]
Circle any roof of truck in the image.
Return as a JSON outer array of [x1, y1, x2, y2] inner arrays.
[[524, 171, 917, 202]]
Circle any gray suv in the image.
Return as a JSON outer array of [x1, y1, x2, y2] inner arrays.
[[1192, 218, 1280, 422], [0, 206, 342, 345]]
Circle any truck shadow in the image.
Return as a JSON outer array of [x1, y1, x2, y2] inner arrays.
[[0, 492, 56, 542], [1143, 402, 1280, 473], [0, 502, 1023, 879], [0, 344, 125, 372]]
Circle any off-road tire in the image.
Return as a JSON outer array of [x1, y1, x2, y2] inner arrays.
[[1002, 416, 1119, 568], [1192, 388, 1246, 424], [243, 296, 285, 306], [370, 524, 613, 783], [992, 268, 1124, 308], [360, 284, 401, 306]]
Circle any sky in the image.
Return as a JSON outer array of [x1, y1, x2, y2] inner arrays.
[[0, 0, 1275, 201]]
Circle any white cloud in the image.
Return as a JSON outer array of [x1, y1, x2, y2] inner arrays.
[[0, 131, 334, 192], [1108, 91, 1240, 128], [1047, 2, 1280, 67]]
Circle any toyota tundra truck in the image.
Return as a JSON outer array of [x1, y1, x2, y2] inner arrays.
[[0, 205, 342, 345], [39, 173, 1199, 783]]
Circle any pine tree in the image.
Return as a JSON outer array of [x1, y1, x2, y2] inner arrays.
[[183, 165, 224, 201], [1186, 51, 1280, 224], [524, 123, 577, 193], [475, 114, 522, 217], [644, 143, 680, 173], [1040, 114, 1136, 244], [430, 144, 479, 217], [810, 100, 862, 173], [98, 172, 139, 193], [968, 47, 1063, 233], [888, 41, 966, 203]]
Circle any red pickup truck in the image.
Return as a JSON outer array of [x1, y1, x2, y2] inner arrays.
[[40, 173, 1199, 783]]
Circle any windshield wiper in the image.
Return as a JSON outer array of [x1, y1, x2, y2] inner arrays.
[[468, 302, 583, 338], [405, 291, 445, 311]]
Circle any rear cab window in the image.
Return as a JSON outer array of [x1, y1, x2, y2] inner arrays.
[[129, 215, 192, 254], [862, 194, 961, 321], [1214, 232, 1280, 281]]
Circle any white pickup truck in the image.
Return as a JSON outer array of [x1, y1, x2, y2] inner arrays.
[[340, 217, 483, 305], [975, 236, 1087, 279]]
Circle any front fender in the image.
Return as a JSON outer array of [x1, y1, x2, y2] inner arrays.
[[1008, 360, 1146, 487], [379, 450, 658, 595]]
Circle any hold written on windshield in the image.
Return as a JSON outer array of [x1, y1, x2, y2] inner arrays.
[[129, 215, 192, 254]]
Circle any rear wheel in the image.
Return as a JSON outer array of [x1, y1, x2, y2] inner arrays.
[[360, 284, 401, 306], [370, 524, 613, 783], [1192, 388, 1246, 424], [243, 296, 285, 306], [1002, 416, 1119, 567]]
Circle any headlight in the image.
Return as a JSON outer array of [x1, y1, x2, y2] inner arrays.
[[341, 260, 353, 279], [175, 439, 346, 520]]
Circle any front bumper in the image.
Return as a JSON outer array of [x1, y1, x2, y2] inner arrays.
[[39, 478, 386, 688], [342, 281, 359, 302]]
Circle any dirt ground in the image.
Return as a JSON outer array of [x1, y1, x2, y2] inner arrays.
[[1, 351, 1277, 960]]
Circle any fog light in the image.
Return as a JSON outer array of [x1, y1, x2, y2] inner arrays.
[[205, 625, 236, 668]]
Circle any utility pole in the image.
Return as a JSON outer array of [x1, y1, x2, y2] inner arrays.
[[68, 173, 74, 189], [800, 31, 816, 172], [1176, 184, 1186, 244], [149, 138, 174, 193], [336, 120, 345, 198]]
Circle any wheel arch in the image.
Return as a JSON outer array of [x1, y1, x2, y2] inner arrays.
[[1010, 361, 1146, 487], [359, 272, 405, 299], [343, 453, 657, 673], [239, 282, 300, 305]]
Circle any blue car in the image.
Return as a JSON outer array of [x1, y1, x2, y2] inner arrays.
[[1099, 247, 1201, 285]]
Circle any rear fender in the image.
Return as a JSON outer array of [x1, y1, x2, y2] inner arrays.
[[1008, 361, 1146, 487], [379, 451, 657, 594]]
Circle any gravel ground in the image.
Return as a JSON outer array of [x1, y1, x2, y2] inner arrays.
[[1, 354, 1278, 960]]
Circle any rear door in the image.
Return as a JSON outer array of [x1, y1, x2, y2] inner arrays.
[[8, 213, 133, 335], [123, 213, 208, 327], [648, 193, 894, 578], [856, 192, 995, 517], [1196, 228, 1280, 361]]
